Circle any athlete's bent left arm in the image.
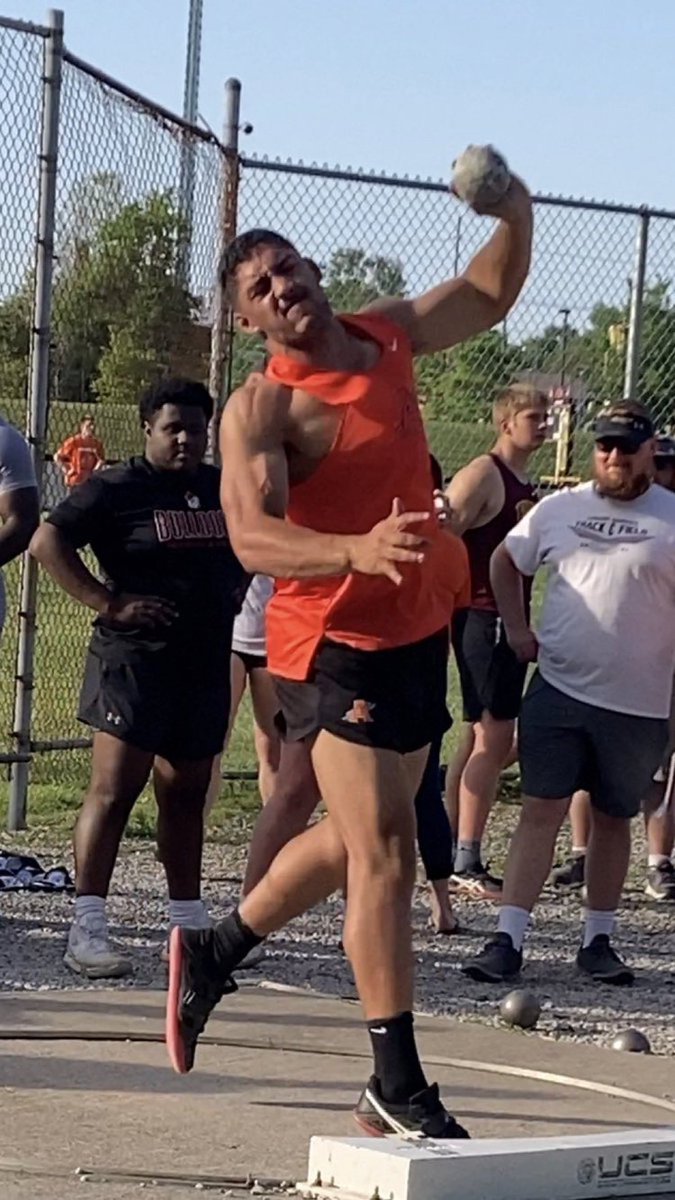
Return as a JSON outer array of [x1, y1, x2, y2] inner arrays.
[[368, 175, 532, 354]]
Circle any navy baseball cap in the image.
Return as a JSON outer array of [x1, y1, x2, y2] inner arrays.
[[593, 410, 654, 450]]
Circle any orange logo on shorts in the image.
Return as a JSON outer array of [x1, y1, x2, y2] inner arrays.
[[343, 700, 375, 724]]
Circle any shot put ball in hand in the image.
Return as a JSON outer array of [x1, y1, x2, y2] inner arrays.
[[452, 145, 511, 208]]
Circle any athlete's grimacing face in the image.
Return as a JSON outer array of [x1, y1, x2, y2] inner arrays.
[[233, 244, 332, 346]]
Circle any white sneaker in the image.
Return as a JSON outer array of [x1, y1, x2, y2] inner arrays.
[[64, 913, 133, 979]]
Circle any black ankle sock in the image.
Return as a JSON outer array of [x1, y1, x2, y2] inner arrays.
[[367, 1011, 428, 1104], [212, 909, 263, 974]]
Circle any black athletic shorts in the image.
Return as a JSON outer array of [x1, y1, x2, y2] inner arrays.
[[78, 634, 230, 762], [519, 672, 668, 819], [452, 608, 527, 723], [233, 649, 267, 673], [272, 629, 450, 755]]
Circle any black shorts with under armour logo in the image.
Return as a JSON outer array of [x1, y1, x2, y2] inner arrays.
[[78, 631, 231, 762], [272, 629, 450, 754]]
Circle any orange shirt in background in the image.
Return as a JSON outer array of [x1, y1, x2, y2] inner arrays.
[[264, 312, 470, 680], [57, 434, 105, 488]]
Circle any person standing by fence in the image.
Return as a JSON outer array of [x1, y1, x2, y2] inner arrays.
[[444, 383, 547, 900], [29, 378, 248, 979], [55, 416, 106, 490]]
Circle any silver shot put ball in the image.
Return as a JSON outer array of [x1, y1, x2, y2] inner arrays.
[[452, 145, 510, 207], [611, 1028, 651, 1054], [499, 988, 541, 1031]]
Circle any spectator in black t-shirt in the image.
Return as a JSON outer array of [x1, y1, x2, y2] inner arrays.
[[30, 378, 248, 979]]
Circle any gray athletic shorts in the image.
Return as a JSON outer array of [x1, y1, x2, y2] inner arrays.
[[519, 672, 668, 819]]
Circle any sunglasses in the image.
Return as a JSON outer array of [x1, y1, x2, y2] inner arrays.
[[595, 438, 640, 456]]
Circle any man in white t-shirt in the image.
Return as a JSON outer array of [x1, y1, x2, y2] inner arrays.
[[0, 417, 39, 632], [463, 402, 675, 987]]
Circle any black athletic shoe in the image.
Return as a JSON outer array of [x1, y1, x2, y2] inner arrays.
[[550, 854, 586, 889], [166, 927, 237, 1074], [576, 934, 634, 986], [645, 860, 675, 902], [450, 863, 503, 901], [462, 932, 522, 983], [354, 1077, 470, 1140]]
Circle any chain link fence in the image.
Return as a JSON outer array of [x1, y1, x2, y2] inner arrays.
[[238, 160, 675, 482], [2, 12, 675, 821]]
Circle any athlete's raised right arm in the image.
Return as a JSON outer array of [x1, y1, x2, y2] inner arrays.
[[220, 380, 429, 584]]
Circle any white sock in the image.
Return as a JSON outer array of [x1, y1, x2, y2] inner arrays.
[[497, 905, 530, 952], [648, 854, 670, 868], [169, 898, 210, 929], [571, 846, 587, 856], [75, 895, 106, 922], [583, 909, 616, 948]]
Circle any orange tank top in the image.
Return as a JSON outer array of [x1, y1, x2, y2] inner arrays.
[[265, 312, 468, 680]]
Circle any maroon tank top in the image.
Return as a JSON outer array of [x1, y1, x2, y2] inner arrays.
[[463, 454, 536, 612]]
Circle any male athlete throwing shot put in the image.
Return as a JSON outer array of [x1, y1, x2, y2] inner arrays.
[[166, 155, 533, 1138]]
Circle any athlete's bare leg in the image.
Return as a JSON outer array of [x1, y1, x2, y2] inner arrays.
[[310, 734, 428, 1019], [454, 713, 514, 888], [242, 739, 321, 894], [570, 789, 591, 851], [204, 654, 247, 820], [444, 722, 474, 837], [249, 666, 282, 804], [239, 814, 346, 930]]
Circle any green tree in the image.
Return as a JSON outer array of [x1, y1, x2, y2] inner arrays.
[[323, 248, 406, 311], [418, 331, 523, 421], [51, 180, 195, 403], [0, 281, 32, 402]]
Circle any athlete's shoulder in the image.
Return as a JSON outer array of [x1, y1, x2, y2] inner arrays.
[[224, 374, 293, 442]]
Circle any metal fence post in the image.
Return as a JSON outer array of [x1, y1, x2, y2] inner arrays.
[[7, 8, 64, 831], [623, 209, 649, 401], [207, 77, 241, 463], [177, 0, 203, 284]]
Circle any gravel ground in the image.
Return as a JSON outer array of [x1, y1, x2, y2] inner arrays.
[[1, 806, 674, 1057]]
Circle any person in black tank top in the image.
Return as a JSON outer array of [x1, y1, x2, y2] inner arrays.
[[444, 383, 547, 899]]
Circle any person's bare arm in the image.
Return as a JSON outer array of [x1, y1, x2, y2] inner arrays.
[[445, 456, 502, 535], [0, 487, 39, 567], [220, 380, 429, 584], [490, 542, 538, 662], [29, 524, 175, 627], [366, 177, 532, 355]]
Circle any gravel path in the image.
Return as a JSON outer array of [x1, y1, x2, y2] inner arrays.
[[1, 808, 674, 1056]]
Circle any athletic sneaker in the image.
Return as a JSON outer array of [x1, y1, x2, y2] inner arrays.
[[576, 935, 634, 986], [461, 932, 522, 983], [64, 912, 132, 979], [645, 860, 675, 902], [354, 1077, 470, 1140], [166, 926, 237, 1074], [238, 944, 266, 969], [550, 854, 586, 889], [450, 864, 503, 901]]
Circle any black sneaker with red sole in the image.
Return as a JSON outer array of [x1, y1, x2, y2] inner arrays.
[[165, 926, 237, 1074], [354, 1077, 470, 1140]]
